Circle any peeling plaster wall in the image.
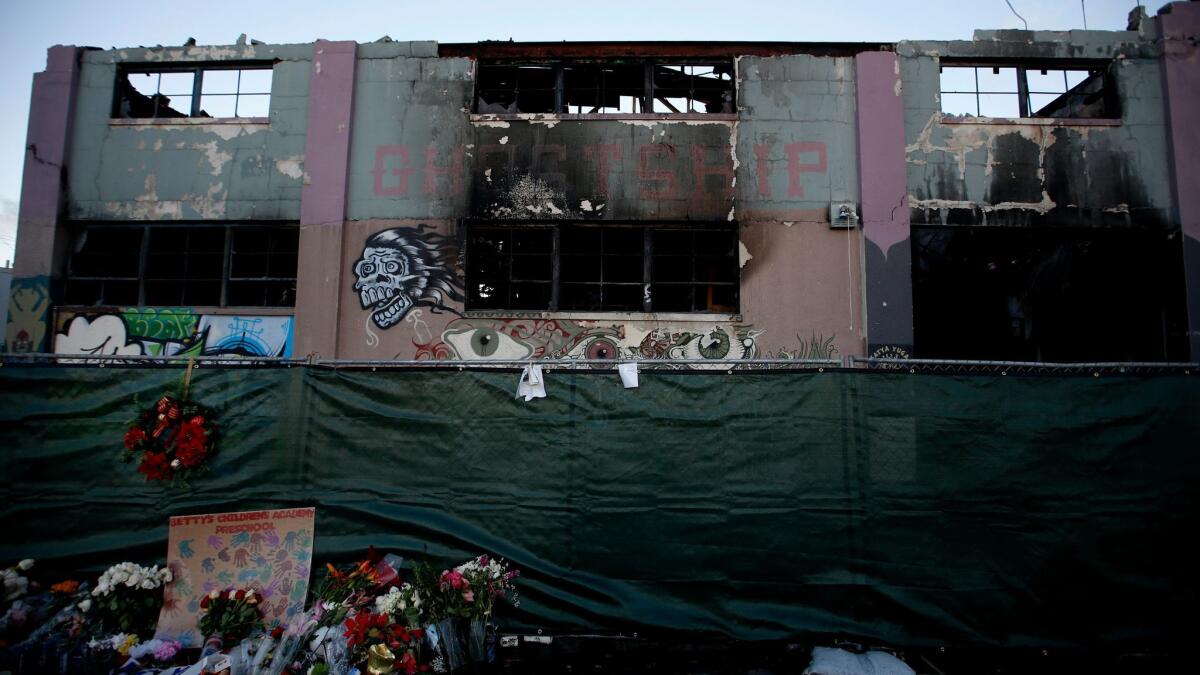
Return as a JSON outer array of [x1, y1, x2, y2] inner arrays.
[[67, 44, 312, 221], [346, 42, 474, 220], [898, 31, 1172, 228]]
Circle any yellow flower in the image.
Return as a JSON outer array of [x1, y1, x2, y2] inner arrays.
[[117, 634, 140, 656]]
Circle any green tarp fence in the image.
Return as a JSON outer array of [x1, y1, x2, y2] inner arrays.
[[1, 364, 1197, 649]]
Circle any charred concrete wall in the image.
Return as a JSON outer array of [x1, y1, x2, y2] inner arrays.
[[899, 29, 1171, 228]]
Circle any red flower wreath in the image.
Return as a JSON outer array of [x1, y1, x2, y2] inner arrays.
[[123, 394, 218, 484]]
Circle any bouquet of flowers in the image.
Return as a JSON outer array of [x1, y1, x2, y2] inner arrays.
[[126, 637, 182, 664], [123, 394, 218, 484], [310, 548, 401, 630], [90, 562, 172, 636], [374, 583, 423, 629], [343, 611, 427, 674], [449, 555, 520, 620], [199, 587, 266, 645], [2, 558, 34, 602]]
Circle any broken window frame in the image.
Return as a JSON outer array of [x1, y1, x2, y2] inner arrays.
[[64, 223, 299, 308], [474, 59, 737, 116], [464, 222, 741, 314], [112, 62, 274, 120], [937, 59, 1119, 120]]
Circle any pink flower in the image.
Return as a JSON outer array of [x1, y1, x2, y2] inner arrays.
[[441, 570, 467, 590], [152, 641, 181, 661], [462, 590, 475, 603], [478, 555, 489, 567]]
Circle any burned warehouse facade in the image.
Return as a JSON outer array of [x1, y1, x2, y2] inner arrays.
[[4, 3, 1199, 364]]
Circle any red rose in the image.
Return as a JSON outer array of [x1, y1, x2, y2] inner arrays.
[[200, 595, 210, 609], [174, 420, 208, 453], [124, 427, 148, 450], [137, 452, 172, 481], [189, 415, 206, 426], [271, 625, 284, 640], [176, 444, 207, 469], [236, 589, 246, 600]]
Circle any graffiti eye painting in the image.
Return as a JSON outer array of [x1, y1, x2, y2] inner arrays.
[[352, 226, 465, 329]]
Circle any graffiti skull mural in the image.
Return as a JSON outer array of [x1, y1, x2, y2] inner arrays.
[[353, 227, 465, 329]]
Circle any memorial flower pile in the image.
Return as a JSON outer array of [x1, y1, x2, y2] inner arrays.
[[0, 550, 520, 674]]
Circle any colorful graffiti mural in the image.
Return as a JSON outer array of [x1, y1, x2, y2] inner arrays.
[[53, 308, 294, 358], [4, 275, 50, 353], [415, 318, 763, 363], [352, 226, 464, 330]]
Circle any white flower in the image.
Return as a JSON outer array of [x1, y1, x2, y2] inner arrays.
[[126, 572, 144, 587], [229, 590, 238, 600], [159, 568, 173, 583], [170, 459, 181, 468], [17, 559, 34, 571], [209, 590, 221, 600], [308, 625, 331, 652], [78, 599, 92, 612], [141, 579, 156, 590]]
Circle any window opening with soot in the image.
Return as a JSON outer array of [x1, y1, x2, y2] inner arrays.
[[466, 224, 739, 313], [476, 60, 735, 114], [65, 224, 298, 307]]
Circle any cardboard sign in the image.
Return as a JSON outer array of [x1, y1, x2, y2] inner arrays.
[[154, 507, 316, 645]]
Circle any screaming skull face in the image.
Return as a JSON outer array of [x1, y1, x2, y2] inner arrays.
[[354, 246, 416, 328]]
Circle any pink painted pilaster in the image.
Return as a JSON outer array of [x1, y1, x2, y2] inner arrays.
[[1160, 2, 1200, 359], [4, 45, 80, 353], [293, 40, 357, 358], [855, 51, 913, 357]]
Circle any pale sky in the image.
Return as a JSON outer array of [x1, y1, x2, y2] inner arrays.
[[0, 0, 1170, 267]]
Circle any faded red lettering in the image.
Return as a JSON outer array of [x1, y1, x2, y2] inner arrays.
[[785, 142, 827, 198], [423, 145, 465, 196], [639, 144, 677, 200], [692, 145, 735, 199], [583, 144, 622, 197], [754, 142, 773, 198], [372, 145, 416, 197]]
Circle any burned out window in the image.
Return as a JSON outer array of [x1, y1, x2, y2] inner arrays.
[[939, 63, 1117, 119], [65, 224, 298, 307], [912, 226, 1188, 362], [475, 60, 735, 115], [466, 224, 739, 313], [114, 65, 273, 119]]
